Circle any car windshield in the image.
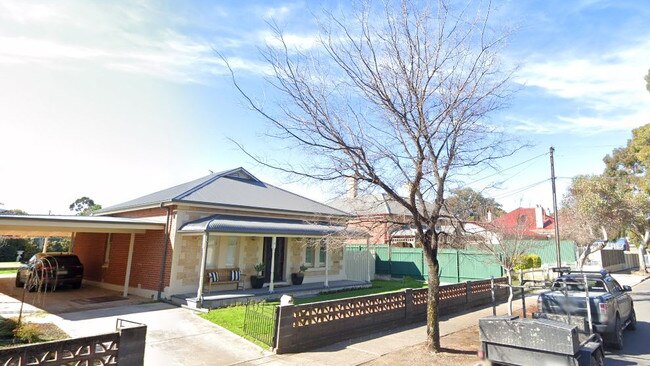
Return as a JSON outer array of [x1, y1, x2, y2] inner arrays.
[[551, 278, 607, 292]]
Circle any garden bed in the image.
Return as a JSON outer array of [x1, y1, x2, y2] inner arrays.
[[0, 318, 68, 348]]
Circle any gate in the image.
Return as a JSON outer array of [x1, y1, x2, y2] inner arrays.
[[243, 300, 278, 348]]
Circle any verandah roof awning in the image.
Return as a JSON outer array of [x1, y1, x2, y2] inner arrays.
[[178, 214, 365, 237]]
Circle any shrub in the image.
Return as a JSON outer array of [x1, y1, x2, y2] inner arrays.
[[514, 254, 542, 271], [0, 318, 18, 338], [13, 323, 42, 343]]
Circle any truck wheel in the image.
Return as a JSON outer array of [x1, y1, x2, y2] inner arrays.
[[628, 309, 637, 331], [590, 351, 604, 366], [611, 315, 624, 350]]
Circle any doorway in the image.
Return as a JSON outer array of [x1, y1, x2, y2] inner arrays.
[[263, 237, 286, 282]]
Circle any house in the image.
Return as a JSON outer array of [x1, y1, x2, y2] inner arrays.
[[0, 168, 365, 304], [490, 205, 556, 239]]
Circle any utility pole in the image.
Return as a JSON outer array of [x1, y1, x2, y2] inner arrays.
[[550, 147, 562, 268]]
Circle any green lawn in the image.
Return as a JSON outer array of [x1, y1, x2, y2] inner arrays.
[[0, 269, 16, 275], [200, 278, 426, 348]]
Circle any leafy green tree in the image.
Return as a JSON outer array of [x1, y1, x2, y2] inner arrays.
[[646, 68, 650, 92], [445, 188, 505, 222], [603, 123, 650, 271], [0, 238, 39, 262], [69, 197, 102, 216]]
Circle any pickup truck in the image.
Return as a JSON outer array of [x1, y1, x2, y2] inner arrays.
[[537, 270, 636, 349]]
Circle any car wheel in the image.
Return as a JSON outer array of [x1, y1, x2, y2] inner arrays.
[[628, 308, 637, 331], [610, 315, 624, 350]]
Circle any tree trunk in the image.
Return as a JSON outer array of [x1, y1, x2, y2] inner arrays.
[[425, 253, 441, 352], [505, 269, 513, 316], [639, 229, 649, 273]]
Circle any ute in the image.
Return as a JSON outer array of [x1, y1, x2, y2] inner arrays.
[[537, 269, 636, 349]]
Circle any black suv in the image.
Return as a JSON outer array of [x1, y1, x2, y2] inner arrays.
[[15, 253, 84, 290]]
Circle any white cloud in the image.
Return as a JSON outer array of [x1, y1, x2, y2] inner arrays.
[[260, 30, 320, 51], [514, 39, 650, 133]]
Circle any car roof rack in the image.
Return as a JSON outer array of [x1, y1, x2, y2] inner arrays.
[[551, 267, 608, 277]]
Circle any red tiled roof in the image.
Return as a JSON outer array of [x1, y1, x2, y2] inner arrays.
[[491, 207, 555, 238]]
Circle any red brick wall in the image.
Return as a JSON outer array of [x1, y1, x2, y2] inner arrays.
[[74, 232, 108, 282], [73, 230, 172, 291]]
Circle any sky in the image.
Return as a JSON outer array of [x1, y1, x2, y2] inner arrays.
[[0, 0, 649, 215]]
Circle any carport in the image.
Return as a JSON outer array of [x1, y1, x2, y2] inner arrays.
[[0, 215, 165, 297]]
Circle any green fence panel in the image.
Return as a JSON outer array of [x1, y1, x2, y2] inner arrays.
[[503, 240, 577, 265], [389, 247, 426, 280], [458, 251, 502, 281], [374, 245, 391, 274]]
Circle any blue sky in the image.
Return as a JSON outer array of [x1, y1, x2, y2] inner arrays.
[[0, 0, 648, 215]]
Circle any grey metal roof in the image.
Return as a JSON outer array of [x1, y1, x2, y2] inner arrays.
[[179, 214, 364, 237], [97, 167, 348, 217], [0, 214, 164, 225], [327, 194, 424, 216]]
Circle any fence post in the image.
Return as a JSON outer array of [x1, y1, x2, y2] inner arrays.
[[490, 276, 496, 316], [274, 304, 296, 354], [456, 251, 460, 283], [465, 281, 470, 306], [117, 323, 147, 366], [404, 289, 413, 322]]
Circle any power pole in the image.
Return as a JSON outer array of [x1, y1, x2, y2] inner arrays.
[[550, 147, 562, 268]]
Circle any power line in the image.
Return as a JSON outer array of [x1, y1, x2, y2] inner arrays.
[[490, 178, 550, 200], [463, 151, 549, 186]]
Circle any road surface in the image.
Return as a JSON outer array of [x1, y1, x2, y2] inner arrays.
[[606, 278, 650, 365]]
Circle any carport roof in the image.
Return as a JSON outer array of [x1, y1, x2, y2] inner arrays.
[[178, 214, 366, 237], [0, 214, 165, 236]]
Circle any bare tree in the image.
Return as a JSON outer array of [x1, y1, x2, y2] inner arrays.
[[472, 218, 537, 315], [224, 0, 517, 351]]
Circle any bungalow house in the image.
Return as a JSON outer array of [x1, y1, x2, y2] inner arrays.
[[0, 168, 365, 305]]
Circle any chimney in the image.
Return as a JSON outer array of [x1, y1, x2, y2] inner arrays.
[[486, 210, 492, 223], [347, 177, 358, 199], [535, 205, 544, 229]]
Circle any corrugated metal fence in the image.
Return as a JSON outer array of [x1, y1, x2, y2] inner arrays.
[[354, 240, 578, 283]]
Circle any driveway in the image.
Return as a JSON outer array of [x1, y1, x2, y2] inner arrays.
[[48, 302, 270, 366], [0, 275, 148, 316]]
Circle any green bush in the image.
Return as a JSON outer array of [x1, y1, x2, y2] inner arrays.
[[13, 323, 42, 343], [514, 254, 542, 271], [0, 318, 18, 338]]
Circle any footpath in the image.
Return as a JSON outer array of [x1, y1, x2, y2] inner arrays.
[[235, 273, 649, 366]]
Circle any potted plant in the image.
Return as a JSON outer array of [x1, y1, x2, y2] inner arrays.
[[291, 264, 308, 285], [250, 263, 266, 289]]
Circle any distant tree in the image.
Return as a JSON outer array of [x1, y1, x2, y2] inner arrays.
[[445, 188, 505, 222], [69, 197, 102, 216], [603, 123, 650, 272], [645, 68, 650, 92], [0, 238, 39, 262]]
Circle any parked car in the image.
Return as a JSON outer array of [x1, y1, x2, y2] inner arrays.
[[537, 269, 636, 349], [15, 253, 84, 291]]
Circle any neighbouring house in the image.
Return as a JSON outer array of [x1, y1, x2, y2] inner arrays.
[[490, 205, 556, 239], [0, 168, 367, 304], [327, 181, 461, 247]]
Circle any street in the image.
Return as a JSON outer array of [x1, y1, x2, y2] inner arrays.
[[606, 278, 650, 365]]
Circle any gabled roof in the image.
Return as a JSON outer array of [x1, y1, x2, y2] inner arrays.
[[491, 207, 555, 238], [327, 193, 435, 217], [97, 167, 348, 217]]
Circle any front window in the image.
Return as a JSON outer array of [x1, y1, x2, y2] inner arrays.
[[305, 239, 327, 268], [206, 236, 218, 268], [225, 237, 238, 267]]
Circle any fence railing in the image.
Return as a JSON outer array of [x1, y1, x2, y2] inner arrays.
[[275, 277, 508, 353], [0, 318, 146, 366], [243, 300, 278, 348]]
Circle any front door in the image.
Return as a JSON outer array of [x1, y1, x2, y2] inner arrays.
[[263, 237, 286, 282]]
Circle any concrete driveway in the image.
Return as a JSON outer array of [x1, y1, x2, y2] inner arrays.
[[0, 275, 148, 316], [48, 302, 270, 366]]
